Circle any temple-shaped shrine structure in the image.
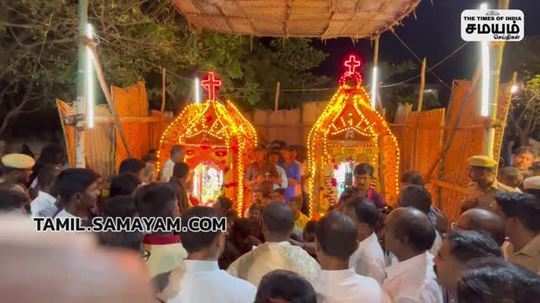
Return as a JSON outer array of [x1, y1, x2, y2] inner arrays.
[[307, 55, 400, 217], [158, 72, 257, 213]]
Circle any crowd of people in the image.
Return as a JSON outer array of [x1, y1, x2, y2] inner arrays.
[[1, 141, 540, 303]]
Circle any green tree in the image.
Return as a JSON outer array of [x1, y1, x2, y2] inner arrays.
[[504, 36, 540, 80], [507, 75, 540, 145], [0, 0, 329, 136], [503, 36, 540, 144]]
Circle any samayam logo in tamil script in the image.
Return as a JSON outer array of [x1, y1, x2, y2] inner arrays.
[[461, 9, 524, 42]]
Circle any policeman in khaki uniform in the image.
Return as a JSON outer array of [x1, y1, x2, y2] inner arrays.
[[461, 155, 518, 213]]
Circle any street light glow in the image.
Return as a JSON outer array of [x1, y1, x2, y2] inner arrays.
[[480, 3, 490, 117], [86, 23, 95, 128], [370, 66, 378, 108], [195, 77, 201, 103], [511, 84, 519, 94]]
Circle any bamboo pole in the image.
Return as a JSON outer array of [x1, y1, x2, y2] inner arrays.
[[417, 58, 427, 112], [160, 67, 166, 113], [274, 81, 281, 112]]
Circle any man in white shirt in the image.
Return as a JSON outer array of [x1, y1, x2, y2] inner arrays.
[[164, 206, 256, 303], [343, 197, 386, 284], [160, 145, 185, 182], [53, 168, 100, 220], [30, 164, 60, 217], [228, 202, 320, 286], [398, 185, 443, 256], [135, 183, 187, 278], [313, 211, 387, 303], [383, 207, 444, 303], [268, 150, 288, 190]]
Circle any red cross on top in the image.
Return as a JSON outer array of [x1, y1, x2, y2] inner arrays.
[[202, 72, 222, 101], [344, 55, 361, 74]]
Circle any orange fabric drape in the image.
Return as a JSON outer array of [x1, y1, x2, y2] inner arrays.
[[111, 81, 150, 172]]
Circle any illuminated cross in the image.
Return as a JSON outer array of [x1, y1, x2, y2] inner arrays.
[[202, 72, 222, 101], [344, 55, 361, 74]]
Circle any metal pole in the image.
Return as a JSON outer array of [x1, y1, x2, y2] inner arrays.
[[484, 0, 510, 157], [75, 0, 88, 168]]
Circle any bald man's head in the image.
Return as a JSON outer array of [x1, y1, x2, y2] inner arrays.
[[456, 208, 506, 245], [316, 211, 358, 262], [0, 216, 154, 303], [385, 207, 436, 259]]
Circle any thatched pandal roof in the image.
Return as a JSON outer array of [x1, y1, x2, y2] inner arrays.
[[173, 0, 421, 39]]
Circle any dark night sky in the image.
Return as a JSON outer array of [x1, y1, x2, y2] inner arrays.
[[315, 0, 540, 86]]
